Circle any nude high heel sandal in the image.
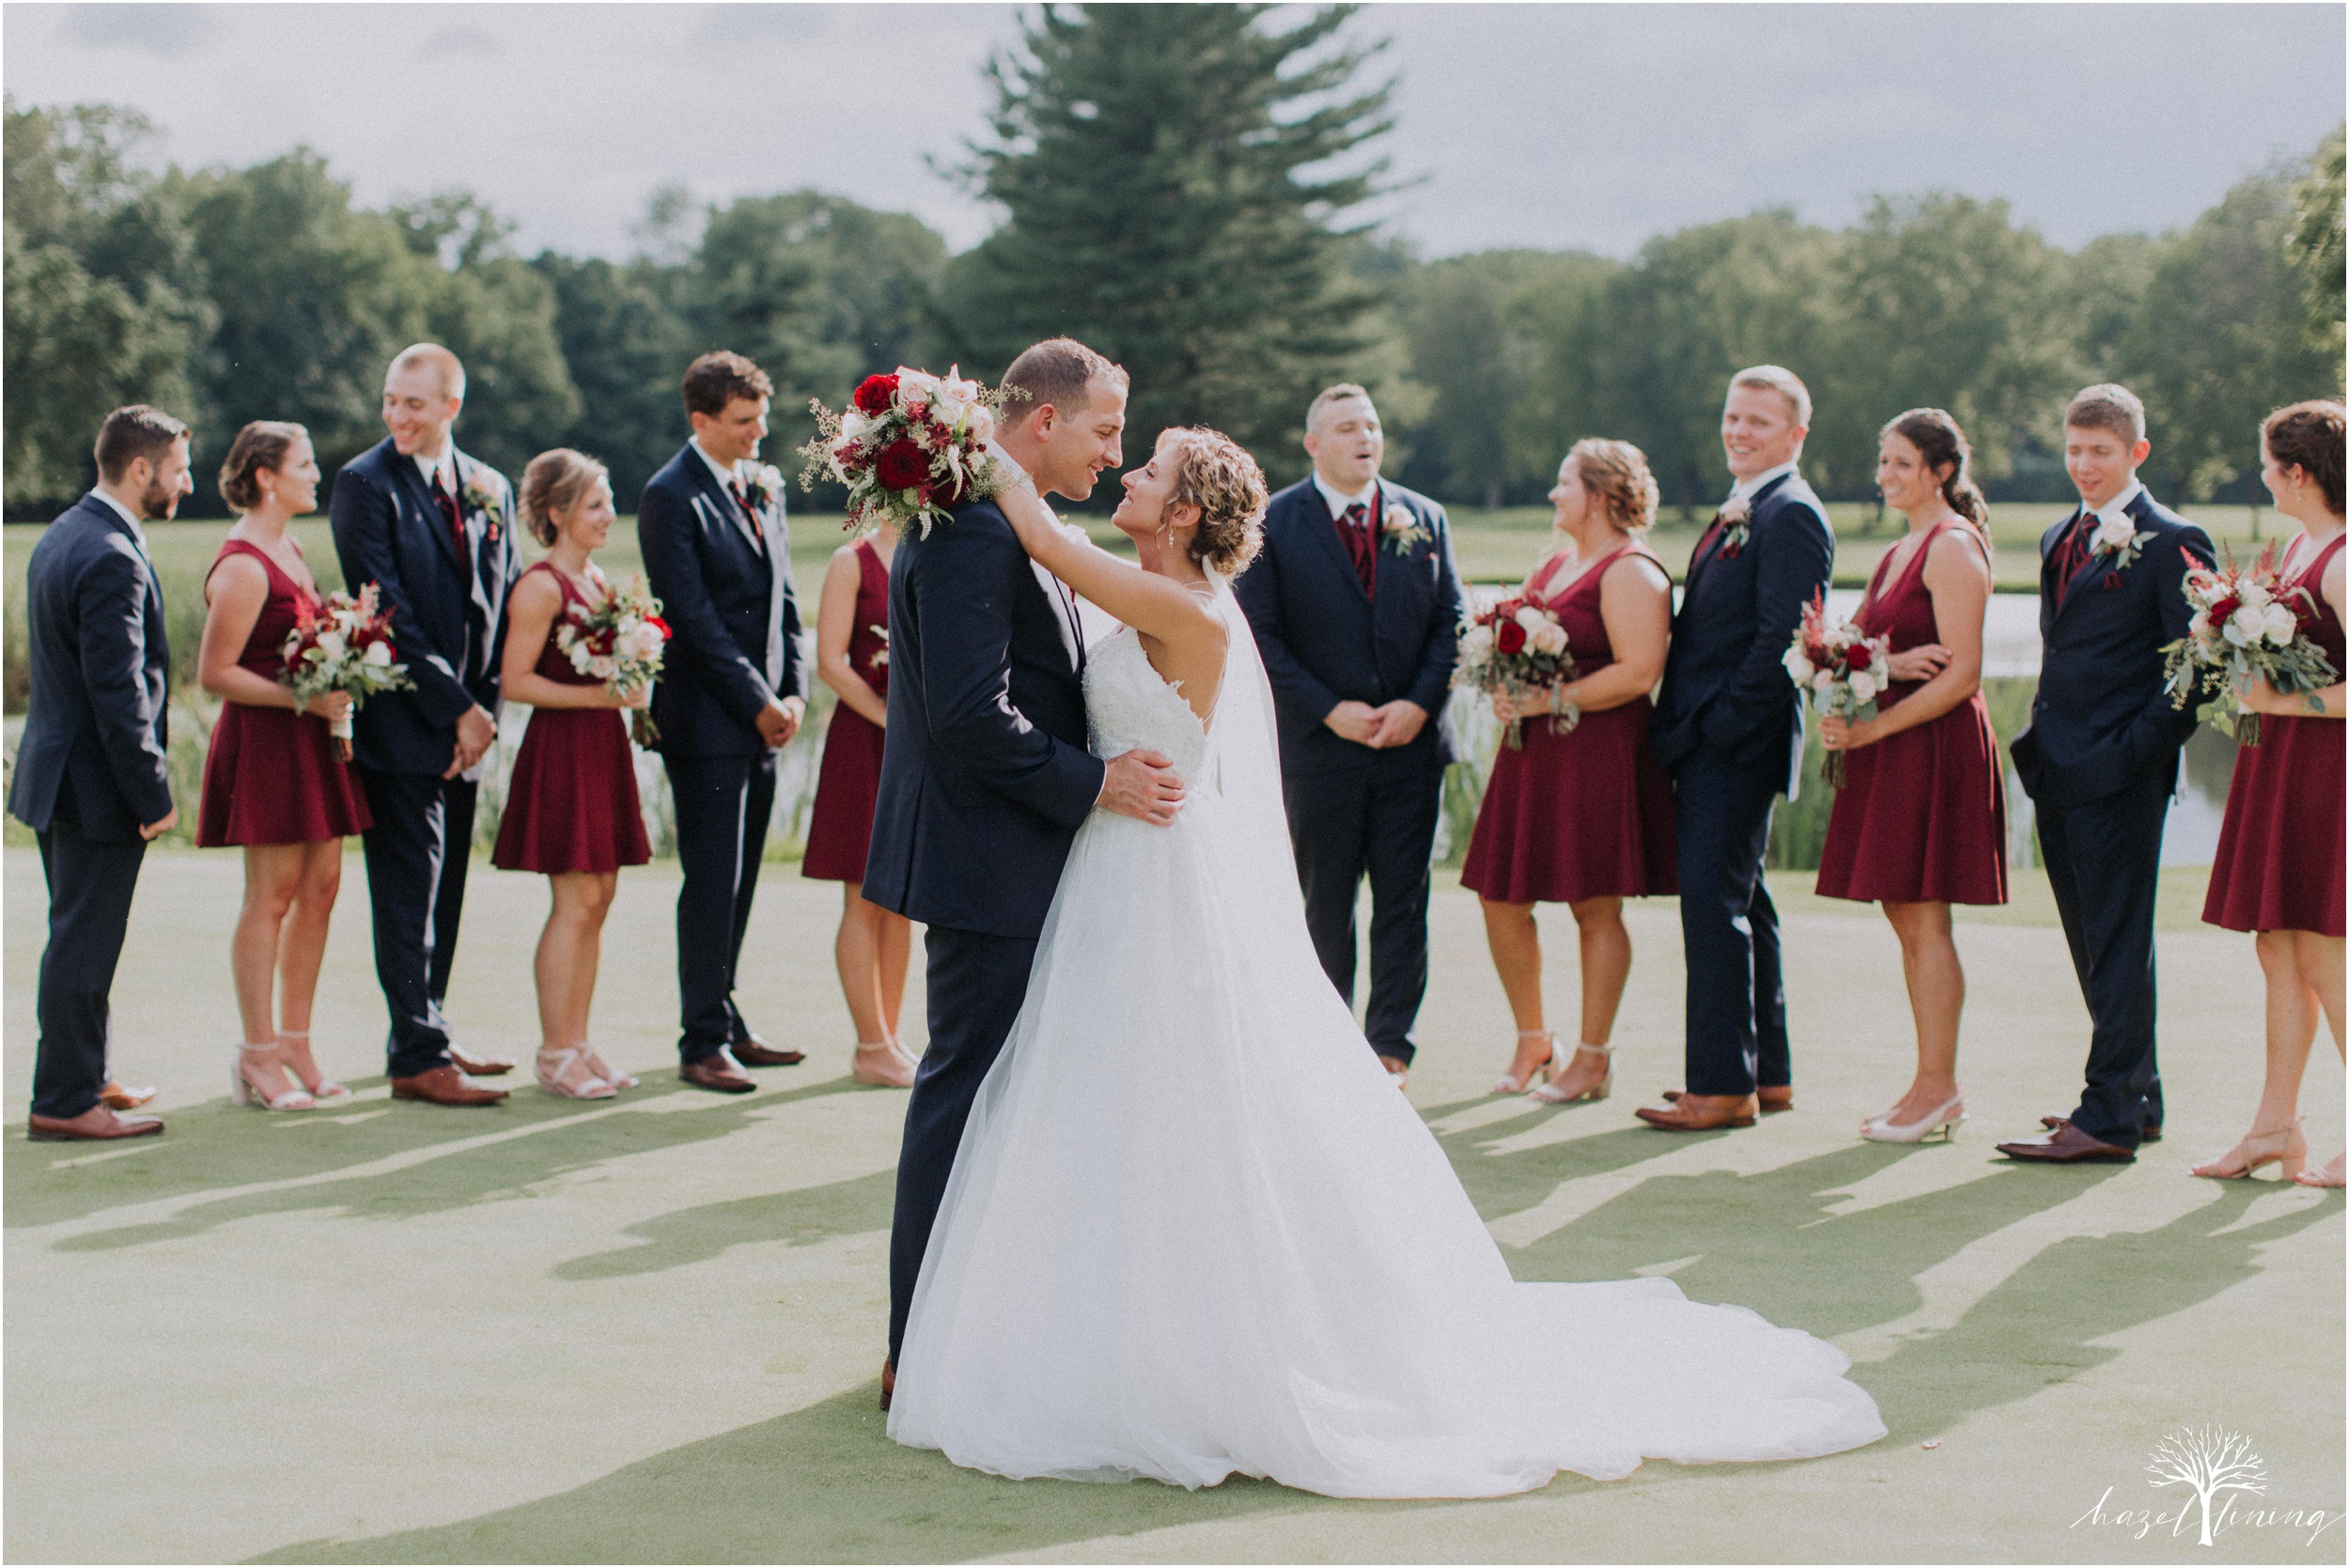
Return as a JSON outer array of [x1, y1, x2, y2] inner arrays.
[[1491, 1030, 1555, 1094], [277, 1031, 351, 1104], [579, 1044, 638, 1092], [2192, 1120, 2308, 1181], [232, 1043, 318, 1111], [1530, 1041, 1613, 1104], [853, 1041, 917, 1088], [536, 1046, 617, 1100], [1860, 1092, 1964, 1143]]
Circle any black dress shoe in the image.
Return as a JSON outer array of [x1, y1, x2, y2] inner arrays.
[[732, 1032, 805, 1067], [2043, 1113, 2160, 1143]]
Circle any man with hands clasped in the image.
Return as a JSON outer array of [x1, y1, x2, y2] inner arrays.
[[1234, 383, 1465, 1084]]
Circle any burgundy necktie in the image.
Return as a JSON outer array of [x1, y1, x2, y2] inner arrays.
[[2055, 509, 2098, 596], [1339, 500, 1377, 597], [731, 481, 768, 555], [434, 472, 465, 557]]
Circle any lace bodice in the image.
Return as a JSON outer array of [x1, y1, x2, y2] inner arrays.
[[1084, 625, 1210, 778]]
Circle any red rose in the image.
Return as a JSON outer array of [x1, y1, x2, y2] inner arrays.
[[875, 439, 929, 491], [1496, 620, 1528, 655], [852, 374, 898, 414], [2207, 594, 2240, 624]]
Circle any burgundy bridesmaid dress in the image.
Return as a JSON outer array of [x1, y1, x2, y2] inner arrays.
[[491, 563, 651, 875], [1813, 520, 2007, 906], [803, 538, 892, 883], [195, 538, 373, 846], [1461, 543, 1678, 904], [2203, 530, 2345, 937]]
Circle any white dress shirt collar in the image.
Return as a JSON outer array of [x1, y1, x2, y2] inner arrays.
[[412, 446, 455, 496], [1313, 472, 1379, 520], [2079, 478, 2145, 527], [691, 438, 745, 491], [1728, 460, 1798, 504], [87, 487, 148, 549]]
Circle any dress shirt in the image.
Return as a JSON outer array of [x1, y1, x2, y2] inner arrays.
[[86, 488, 148, 553], [1312, 473, 1379, 520], [2076, 478, 2146, 533], [1726, 459, 1799, 505]]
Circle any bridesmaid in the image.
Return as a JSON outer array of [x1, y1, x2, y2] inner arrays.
[[1816, 409, 2006, 1143], [1462, 440, 1676, 1102], [805, 533, 918, 1087], [491, 449, 652, 1099], [2195, 400, 2346, 1188], [197, 421, 373, 1111]]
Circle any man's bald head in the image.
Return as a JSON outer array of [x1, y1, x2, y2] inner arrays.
[[388, 343, 466, 402], [381, 343, 466, 458]]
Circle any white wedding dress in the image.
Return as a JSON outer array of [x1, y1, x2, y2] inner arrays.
[[888, 587, 1885, 1498]]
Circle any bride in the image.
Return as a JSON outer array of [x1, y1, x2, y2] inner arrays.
[[887, 426, 1885, 1498]]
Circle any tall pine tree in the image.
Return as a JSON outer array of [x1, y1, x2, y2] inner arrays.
[[941, 4, 1394, 479]]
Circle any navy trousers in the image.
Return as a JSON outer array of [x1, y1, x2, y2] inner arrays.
[[1672, 749, 1790, 1097], [2038, 767, 2171, 1148], [1286, 753, 1444, 1064], [31, 810, 148, 1120], [889, 924, 1038, 1362], [354, 766, 477, 1079], [668, 751, 777, 1062]]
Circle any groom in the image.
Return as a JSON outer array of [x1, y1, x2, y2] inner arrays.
[[867, 337, 1183, 1405]]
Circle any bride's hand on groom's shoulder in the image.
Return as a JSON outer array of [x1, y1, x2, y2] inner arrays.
[[1097, 748, 1184, 827]]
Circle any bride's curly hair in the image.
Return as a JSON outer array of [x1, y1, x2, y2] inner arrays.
[[1158, 427, 1268, 578]]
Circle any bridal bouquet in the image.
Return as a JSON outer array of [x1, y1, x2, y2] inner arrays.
[[554, 574, 671, 746], [801, 365, 1016, 538], [1454, 595, 1576, 748], [1783, 590, 1891, 788], [282, 583, 413, 760], [2161, 544, 2338, 745]]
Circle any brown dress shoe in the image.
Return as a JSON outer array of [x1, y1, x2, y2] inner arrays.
[[681, 1048, 756, 1094], [2043, 1112, 2159, 1143], [1636, 1093, 1758, 1131], [28, 1104, 164, 1141], [390, 1064, 510, 1106], [1999, 1119, 2134, 1163], [447, 1045, 515, 1077], [1666, 1085, 1792, 1112], [879, 1358, 895, 1411], [99, 1079, 157, 1110], [731, 1034, 805, 1068]]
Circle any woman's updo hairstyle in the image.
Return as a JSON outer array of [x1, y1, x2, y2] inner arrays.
[[519, 448, 609, 547], [217, 421, 308, 513], [1158, 427, 1268, 578], [1882, 408, 1988, 532], [2262, 400, 2346, 517], [1564, 438, 1658, 533]]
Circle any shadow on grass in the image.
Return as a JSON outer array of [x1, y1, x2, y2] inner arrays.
[[554, 1166, 900, 1281], [24, 1073, 864, 1249]]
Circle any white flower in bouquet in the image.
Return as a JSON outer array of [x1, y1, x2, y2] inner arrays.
[[1529, 620, 1569, 657], [2261, 602, 2298, 644], [2225, 604, 2267, 647], [841, 410, 875, 443], [1783, 646, 1815, 683], [1513, 606, 1547, 633], [588, 653, 619, 683], [1461, 624, 1495, 663], [1850, 669, 1879, 705], [617, 623, 664, 662], [894, 367, 940, 408], [319, 629, 346, 660], [363, 640, 393, 668], [1812, 669, 1837, 693]]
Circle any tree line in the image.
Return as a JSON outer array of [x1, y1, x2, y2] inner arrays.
[[6, 4, 2341, 522]]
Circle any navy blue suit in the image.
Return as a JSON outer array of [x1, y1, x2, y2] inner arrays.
[[2010, 489, 2213, 1148], [865, 497, 1104, 1361], [637, 444, 807, 1062], [1233, 477, 1463, 1063], [329, 437, 521, 1078], [1651, 471, 1833, 1098], [8, 494, 173, 1119]]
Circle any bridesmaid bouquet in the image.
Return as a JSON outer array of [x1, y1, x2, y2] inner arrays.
[[282, 583, 413, 762], [555, 575, 671, 746], [1782, 590, 1891, 788], [801, 365, 1015, 539], [2161, 544, 2338, 745], [1454, 595, 1576, 748]]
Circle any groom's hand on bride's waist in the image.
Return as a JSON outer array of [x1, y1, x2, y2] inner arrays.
[[1097, 749, 1184, 827]]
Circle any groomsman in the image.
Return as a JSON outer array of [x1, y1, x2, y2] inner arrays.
[[331, 344, 521, 1106], [1999, 385, 2213, 1163], [1642, 366, 1833, 1132], [9, 407, 190, 1140], [639, 351, 809, 1093], [1234, 383, 1464, 1083]]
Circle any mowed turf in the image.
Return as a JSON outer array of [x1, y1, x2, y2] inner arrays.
[[4, 846, 2341, 1564]]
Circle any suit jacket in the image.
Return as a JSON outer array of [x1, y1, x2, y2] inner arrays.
[[8, 494, 174, 841], [1652, 471, 1835, 783], [2010, 489, 2214, 811], [863, 499, 1104, 939], [327, 437, 521, 775], [637, 445, 807, 757], [1232, 477, 1464, 776]]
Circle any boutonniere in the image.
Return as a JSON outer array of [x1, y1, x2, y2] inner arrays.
[[742, 463, 785, 515], [1717, 493, 1752, 558], [460, 470, 505, 543], [1381, 505, 1432, 554], [2090, 511, 2156, 573]]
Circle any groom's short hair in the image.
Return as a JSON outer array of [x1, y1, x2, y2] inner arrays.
[[1003, 338, 1127, 420]]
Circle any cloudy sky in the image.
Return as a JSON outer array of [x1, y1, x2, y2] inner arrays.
[[6, 3, 2341, 260]]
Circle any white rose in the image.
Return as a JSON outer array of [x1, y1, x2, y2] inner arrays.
[[568, 644, 593, 675], [1783, 648, 1814, 682], [1531, 622, 1568, 657], [2226, 605, 2264, 647], [588, 654, 618, 682], [1514, 606, 1548, 633], [1812, 670, 1837, 693], [841, 410, 874, 442], [318, 630, 347, 661], [1849, 670, 1878, 705], [362, 641, 393, 667], [618, 625, 662, 661], [895, 368, 939, 406], [2262, 602, 2298, 645], [2092, 513, 2136, 552], [1461, 626, 1495, 662]]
